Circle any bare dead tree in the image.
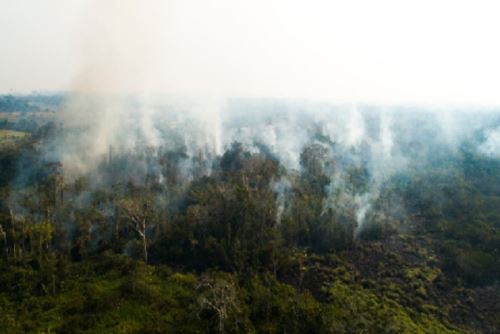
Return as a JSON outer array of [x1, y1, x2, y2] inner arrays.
[[196, 275, 240, 334], [118, 194, 153, 263], [0, 224, 6, 257]]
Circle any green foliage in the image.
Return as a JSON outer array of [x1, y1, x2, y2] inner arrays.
[[160, 148, 283, 272], [1, 121, 499, 333], [0, 254, 203, 333], [324, 282, 459, 334]]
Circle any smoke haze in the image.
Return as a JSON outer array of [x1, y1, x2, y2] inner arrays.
[[1, 0, 500, 105], [3, 0, 500, 235]]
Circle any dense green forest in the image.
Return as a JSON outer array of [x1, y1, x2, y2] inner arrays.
[[0, 96, 499, 333]]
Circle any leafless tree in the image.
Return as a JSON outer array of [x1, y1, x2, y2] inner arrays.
[[197, 275, 240, 334], [118, 194, 153, 263]]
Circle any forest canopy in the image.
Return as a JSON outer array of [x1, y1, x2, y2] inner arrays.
[[0, 95, 499, 333]]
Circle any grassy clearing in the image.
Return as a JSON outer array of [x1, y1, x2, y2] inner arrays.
[[0, 112, 20, 121], [0, 129, 29, 139], [0, 129, 30, 149], [0, 111, 56, 121]]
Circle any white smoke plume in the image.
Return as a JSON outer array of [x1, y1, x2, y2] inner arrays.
[[480, 127, 500, 158], [40, 0, 500, 238]]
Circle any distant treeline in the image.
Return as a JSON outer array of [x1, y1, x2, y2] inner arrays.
[[0, 94, 65, 112]]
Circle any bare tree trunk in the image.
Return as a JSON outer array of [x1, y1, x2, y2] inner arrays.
[[119, 197, 151, 263], [137, 219, 148, 263], [114, 206, 120, 240], [142, 233, 148, 263], [0, 226, 6, 258], [9, 209, 16, 261]]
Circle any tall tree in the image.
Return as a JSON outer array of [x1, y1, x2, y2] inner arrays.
[[118, 192, 154, 263]]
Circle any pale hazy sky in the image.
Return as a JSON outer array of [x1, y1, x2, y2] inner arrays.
[[1, 0, 500, 105]]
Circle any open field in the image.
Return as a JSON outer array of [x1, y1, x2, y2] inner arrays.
[[0, 111, 56, 120], [0, 129, 30, 139], [0, 129, 30, 149], [0, 112, 20, 121]]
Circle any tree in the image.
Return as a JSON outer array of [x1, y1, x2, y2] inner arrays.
[[118, 191, 154, 263], [0, 224, 6, 257], [197, 273, 242, 334]]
